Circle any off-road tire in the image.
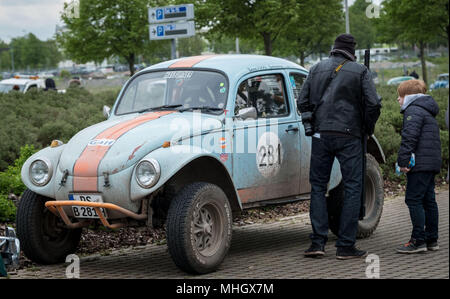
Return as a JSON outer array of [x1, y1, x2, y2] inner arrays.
[[16, 189, 82, 264], [327, 154, 384, 238], [166, 182, 232, 274]]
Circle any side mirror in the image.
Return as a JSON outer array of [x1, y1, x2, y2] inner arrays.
[[103, 105, 111, 118], [235, 106, 257, 121]]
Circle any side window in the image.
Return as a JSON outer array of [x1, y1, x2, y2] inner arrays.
[[289, 73, 306, 102], [234, 74, 289, 118], [289, 72, 307, 114]]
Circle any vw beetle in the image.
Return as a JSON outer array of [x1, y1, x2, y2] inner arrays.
[[17, 55, 385, 274]]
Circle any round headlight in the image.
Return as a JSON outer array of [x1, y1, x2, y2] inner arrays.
[[29, 159, 52, 186], [135, 159, 160, 189]]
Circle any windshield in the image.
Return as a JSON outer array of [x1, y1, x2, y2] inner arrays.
[[115, 70, 228, 115], [0, 83, 25, 93], [438, 75, 449, 81]]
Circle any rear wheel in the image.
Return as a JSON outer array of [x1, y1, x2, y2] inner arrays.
[[327, 154, 384, 238], [16, 189, 82, 264], [166, 182, 232, 274]]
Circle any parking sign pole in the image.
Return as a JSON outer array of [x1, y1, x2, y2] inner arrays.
[[171, 39, 176, 60]]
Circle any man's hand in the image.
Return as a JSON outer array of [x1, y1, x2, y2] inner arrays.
[[400, 167, 410, 173]]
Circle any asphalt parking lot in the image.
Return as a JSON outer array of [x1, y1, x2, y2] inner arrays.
[[10, 189, 449, 279]]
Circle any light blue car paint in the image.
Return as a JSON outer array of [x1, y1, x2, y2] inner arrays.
[[22, 55, 356, 219]]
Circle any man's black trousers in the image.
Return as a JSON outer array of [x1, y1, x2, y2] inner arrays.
[[309, 134, 363, 248]]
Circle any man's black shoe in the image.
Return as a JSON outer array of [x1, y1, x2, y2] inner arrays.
[[304, 244, 325, 258], [336, 246, 367, 260]]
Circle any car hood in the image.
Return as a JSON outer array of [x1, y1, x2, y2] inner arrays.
[[58, 111, 223, 176]]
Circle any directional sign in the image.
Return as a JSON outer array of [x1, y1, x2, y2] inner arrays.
[[149, 4, 194, 24], [149, 21, 195, 40]]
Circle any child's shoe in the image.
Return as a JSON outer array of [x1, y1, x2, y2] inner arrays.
[[426, 239, 439, 251], [396, 238, 427, 254]]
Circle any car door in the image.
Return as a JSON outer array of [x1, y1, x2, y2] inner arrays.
[[232, 72, 301, 205], [288, 71, 312, 194]]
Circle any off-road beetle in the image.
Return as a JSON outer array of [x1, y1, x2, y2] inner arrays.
[[17, 55, 385, 274]]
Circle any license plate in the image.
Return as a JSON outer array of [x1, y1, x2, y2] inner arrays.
[[69, 194, 107, 219]]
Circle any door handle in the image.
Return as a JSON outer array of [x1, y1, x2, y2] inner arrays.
[[286, 125, 299, 133]]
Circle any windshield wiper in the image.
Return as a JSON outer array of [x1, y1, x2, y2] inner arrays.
[[137, 104, 182, 113], [178, 106, 224, 113]]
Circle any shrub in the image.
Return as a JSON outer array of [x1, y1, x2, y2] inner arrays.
[[0, 144, 36, 196], [0, 194, 16, 222], [0, 88, 118, 171], [60, 69, 70, 79]]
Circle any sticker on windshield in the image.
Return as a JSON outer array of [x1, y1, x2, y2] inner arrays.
[[164, 71, 194, 79], [256, 132, 283, 178]]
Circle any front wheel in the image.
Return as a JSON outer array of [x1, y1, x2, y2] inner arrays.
[[166, 182, 232, 274], [327, 154, 384, 238], [16, 189, 82, 264]]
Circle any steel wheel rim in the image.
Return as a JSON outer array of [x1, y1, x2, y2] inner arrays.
[[42, 208, 70, 243], [192, 202, 223, 257]]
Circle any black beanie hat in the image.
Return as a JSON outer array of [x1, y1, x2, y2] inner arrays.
[[333, 34, 356, 55]]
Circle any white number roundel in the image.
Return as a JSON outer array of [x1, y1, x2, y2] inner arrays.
[[256, 132, 283, 178]]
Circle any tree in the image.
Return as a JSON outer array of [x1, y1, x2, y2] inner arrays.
[[203, 31, 263, 54], [275, 0, 343, 66], [377, 0, 449, 85], [57, 0, 168, 76], [178, 35, 208, 57], [194, 0, 297, 56], [0, 34, 62, 71], [349, 0, 377, 49]]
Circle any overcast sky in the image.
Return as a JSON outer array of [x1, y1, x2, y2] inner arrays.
[[0, 0, 382, 43], [0, 0, 67, 43]]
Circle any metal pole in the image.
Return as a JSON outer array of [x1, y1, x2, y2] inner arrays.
[[236, 37, 240, 54], [345, 0, 350, 34], [171, 39, 176, 60], [11, 47, 15, 73]]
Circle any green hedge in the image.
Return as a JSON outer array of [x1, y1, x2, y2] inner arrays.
[[0, 145, 36, 221], [0, 87, 118, 170], [375, 86, 449, 181]]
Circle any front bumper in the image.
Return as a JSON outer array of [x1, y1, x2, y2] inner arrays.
[[45, 200, 147, 229]]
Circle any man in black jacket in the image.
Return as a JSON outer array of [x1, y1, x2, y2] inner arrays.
[[298, 34, 381, 259], [395, 80, 441, 254]]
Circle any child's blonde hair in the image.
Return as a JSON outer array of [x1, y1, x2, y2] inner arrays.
[[397, 79, 427, 97]]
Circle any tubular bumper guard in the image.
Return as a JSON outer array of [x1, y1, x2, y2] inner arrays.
[[44, 201, 147, 229]]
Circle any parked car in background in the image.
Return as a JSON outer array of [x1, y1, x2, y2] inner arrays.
[[16, 55, 385, 275], [427, 52, 442, 58], [429, 73, 449, 91], [1, 72, 12, 80], [387, 76, 414, 86], [0, 75, 45, 93]]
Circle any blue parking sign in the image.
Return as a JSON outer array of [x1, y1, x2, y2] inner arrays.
[[157, 25, 164, 37], [156, 8, 163, 20]]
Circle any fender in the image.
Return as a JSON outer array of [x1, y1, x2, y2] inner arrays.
[[21, 145, 66, 199], [367, 134, 386, 164], [130, 145, 242, 210]]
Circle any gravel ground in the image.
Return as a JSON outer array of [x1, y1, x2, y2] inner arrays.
[[1, 179, 447, 270]]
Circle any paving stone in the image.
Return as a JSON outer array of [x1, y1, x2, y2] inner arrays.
[[10, 191, 449, 279]]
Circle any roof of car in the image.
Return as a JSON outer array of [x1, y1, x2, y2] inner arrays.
[[143, 54, 307, 82], [0, 78, 41, 85]]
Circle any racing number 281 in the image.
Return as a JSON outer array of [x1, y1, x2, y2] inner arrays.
[[258, 144, 281, 167]]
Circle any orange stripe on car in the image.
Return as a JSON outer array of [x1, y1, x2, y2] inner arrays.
[[73, 111, 174, 191], [169, 55, 218, 68]]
